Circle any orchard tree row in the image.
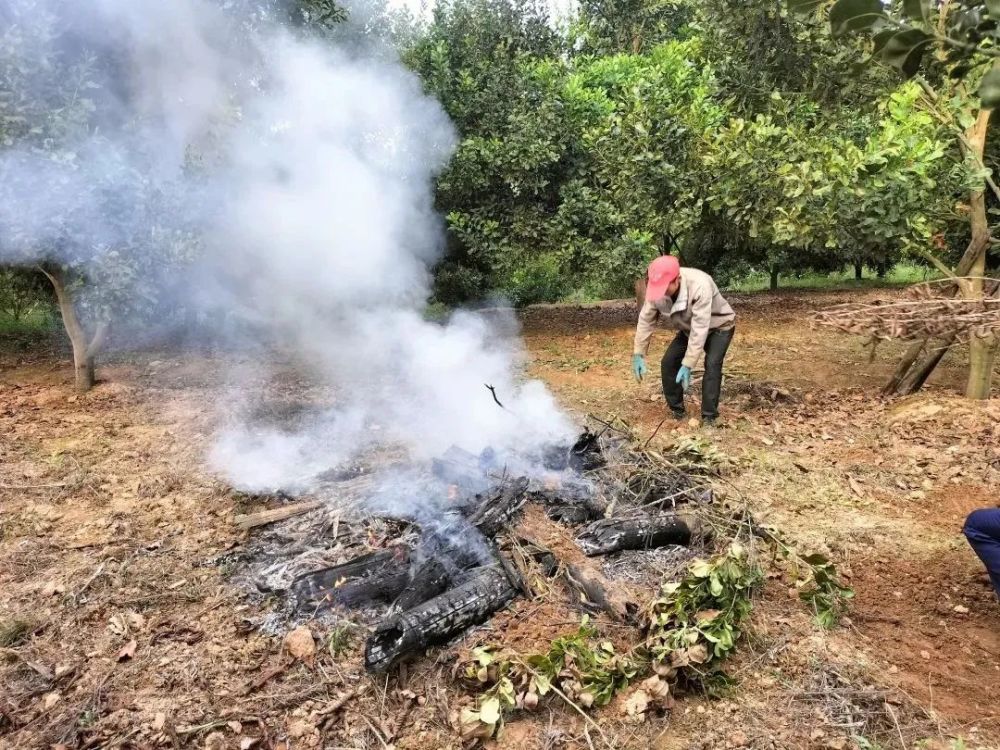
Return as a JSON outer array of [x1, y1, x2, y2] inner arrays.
[[0, 0, 997, 395]]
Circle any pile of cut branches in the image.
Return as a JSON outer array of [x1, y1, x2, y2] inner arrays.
[[812, 278, 1000, 342]]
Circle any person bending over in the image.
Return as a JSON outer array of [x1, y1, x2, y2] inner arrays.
[[964, 508, 1000, 601], [631, 256, 736, 425]]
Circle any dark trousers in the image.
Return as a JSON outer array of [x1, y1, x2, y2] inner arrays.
[[661, 327, 734, 420], [964, 508, 1000, 598]]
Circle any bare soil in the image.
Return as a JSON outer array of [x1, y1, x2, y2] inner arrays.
[[1, 288, 998, 750]]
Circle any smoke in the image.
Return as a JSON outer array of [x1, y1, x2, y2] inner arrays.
[[0, 0, 576, 491]]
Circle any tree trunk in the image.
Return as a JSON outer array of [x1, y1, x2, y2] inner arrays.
[[883, 339, 926, 396], [39, 265, 97, 392], [960, 109, 995, 399], [635, 277, 647, 309], [883, 104, 994, 397], [899, 336, 954, 395], [769, 265, 779, 291], [854, 261, 863, 281], [967, 334, 998, 399]]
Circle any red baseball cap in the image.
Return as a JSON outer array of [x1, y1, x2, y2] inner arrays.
[[645, 256, 680, 301]]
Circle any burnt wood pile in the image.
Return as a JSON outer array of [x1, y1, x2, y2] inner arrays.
[[283, 430, 709, 673]]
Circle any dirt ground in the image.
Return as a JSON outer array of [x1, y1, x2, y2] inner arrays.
[[2, 288, 999, 750]]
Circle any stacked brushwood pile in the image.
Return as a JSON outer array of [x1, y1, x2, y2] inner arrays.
[[241, 427, 709, 673], [813, 278, 1000, 342]]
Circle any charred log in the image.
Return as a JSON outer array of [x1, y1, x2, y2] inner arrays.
[[292, 546, 411, 609], [577, 514, 695, 556], [392, 557, 451, 612], [365, 564, 519, 672], [391, 477, 528, 610], [466, 476, 529, 535]]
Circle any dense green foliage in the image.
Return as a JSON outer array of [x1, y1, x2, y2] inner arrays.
[[400, 0, 970, 304], [0, 0, 982, 315]]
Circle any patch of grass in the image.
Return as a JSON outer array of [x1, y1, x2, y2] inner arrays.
[[326, 622, 359, 658], [0, 307, 58, 337], [0, 618, 36, 648], [724, 262, 938, 294]]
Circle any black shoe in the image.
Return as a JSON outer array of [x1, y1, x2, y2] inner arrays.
[[671, 409, 686, 421]]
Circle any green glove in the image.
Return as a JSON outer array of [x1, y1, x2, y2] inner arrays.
[[631, 354, 647, 382], [676, 365, 692, 392]]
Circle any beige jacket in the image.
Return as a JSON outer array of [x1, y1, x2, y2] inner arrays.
[[633, 267, 735, 369]]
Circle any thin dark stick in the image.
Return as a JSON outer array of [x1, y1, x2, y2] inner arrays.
[[484, 384, 504, 409], [641, 415, 669, 450], [586, 413, 630, 437]]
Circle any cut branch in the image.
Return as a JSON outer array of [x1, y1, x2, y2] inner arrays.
[[564, 562, 636, 622], [234, 501, 323, 531]]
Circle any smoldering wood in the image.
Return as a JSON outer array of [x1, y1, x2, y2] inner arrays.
[[532, 490, 607, 524], [542, 429, 604, 472], [390, 477, 529, 610], [292, 546, 412, 609], [466, 476, 529, 535], [365, 563, 520, 672], [431, 445, 489, 490], [569, 428, 605, 472], [576, 513, 695, 556], [392, 557, 452, 612]]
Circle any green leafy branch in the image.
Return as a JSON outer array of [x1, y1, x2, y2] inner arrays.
[[795, 552, 856, 629], [753, 523, 856, 629], [457, 543, 762, 739]]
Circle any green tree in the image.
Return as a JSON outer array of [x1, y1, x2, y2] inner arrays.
[[404, 0, 566, 303], [788, 0, 1000, 398], [574, 0, 694, 55], [0, 268, 50, 322], [0, 2, 196, 390]]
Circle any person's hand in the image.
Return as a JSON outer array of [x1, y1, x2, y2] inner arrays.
[[676, 365, 692, 392], [631, 354, 646, 382]]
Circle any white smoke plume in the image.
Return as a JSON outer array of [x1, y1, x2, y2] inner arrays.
[[0, 0, 576, 492]]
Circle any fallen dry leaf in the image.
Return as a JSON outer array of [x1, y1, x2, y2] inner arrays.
[[622, 689, 649, 718], [284, 626, 316, 664], [25, 660, 54, 680], [117, 639, 137, 661], [127, 612, 146, 630], [639, 675, 672, 709], [695, 609, 721, 624]]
